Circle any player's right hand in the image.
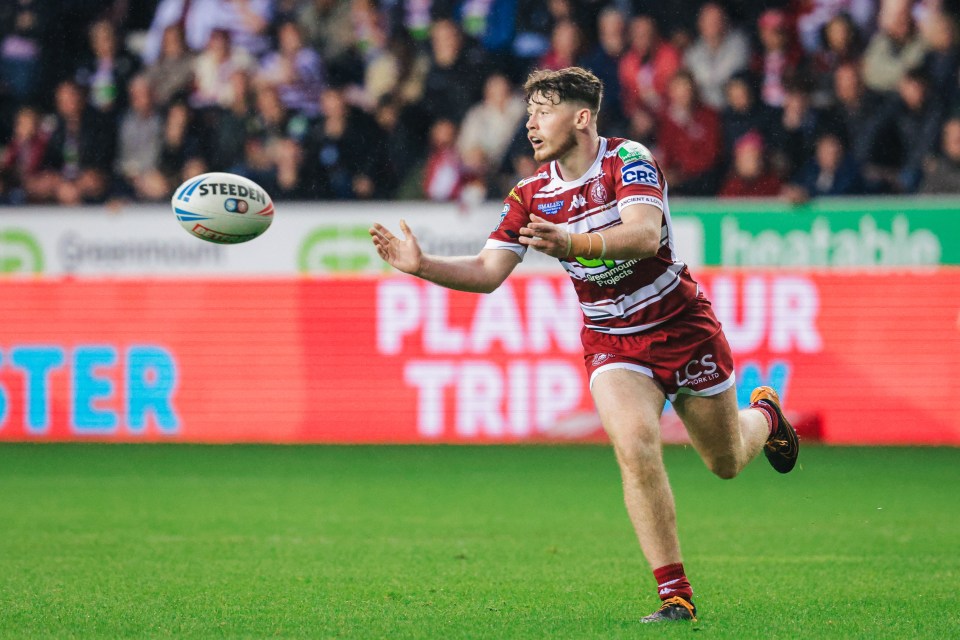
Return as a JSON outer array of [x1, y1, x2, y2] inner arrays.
[[369, 219, 423, 275]]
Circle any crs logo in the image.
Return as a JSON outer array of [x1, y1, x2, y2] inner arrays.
[[675, 354, 718, 387], [224, 198, 249, 213], [621, 160, 659, 187]]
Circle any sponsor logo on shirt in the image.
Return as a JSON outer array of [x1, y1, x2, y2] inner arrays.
[[568, 194, 587, 211], [494, 203, 509, 231], [537, 200, 564, 216], [621, 160, 659, 187], [618, 141, 652, 164], [509, 188, 522, 204]]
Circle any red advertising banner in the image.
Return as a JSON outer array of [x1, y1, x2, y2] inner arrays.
[[1, 271, 958, 444]]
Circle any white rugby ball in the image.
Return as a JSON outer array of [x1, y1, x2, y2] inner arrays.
[[172, 172, 274, 244]]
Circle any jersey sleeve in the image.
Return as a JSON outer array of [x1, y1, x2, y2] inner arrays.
[[484, 186, 530, 259], [612, 140, 665, 214]]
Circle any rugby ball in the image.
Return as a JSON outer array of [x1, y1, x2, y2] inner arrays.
[[172, 172, 274, 244]]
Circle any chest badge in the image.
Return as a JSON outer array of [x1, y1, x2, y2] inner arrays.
[[590, 181, 607, 204]]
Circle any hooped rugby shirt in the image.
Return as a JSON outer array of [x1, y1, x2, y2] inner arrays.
[[485, 137, 699, 335]]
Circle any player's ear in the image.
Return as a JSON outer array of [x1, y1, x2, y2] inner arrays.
[[575, 107, 593, 131]]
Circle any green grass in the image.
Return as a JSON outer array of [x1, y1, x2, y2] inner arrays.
[[0, 445, 958, 639]]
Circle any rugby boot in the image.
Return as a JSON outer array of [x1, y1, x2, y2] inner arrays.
[[641, 596, 698, 623], [751, 386, 799, 474]]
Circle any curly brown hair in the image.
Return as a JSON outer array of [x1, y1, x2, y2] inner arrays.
[[523, 67, 603, 114]]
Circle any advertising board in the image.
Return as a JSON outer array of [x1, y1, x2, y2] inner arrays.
[[1, 271, 957, 444]]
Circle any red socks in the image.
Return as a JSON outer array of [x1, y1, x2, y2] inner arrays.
[[653, 562, 693, 601], [751, 401, 777, 436]]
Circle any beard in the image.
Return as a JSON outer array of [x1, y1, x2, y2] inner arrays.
[[533, 128, 578, 164]]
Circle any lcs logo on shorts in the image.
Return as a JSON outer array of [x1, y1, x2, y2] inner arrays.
[[621, 160, 659, 187], [675, 355, 718, 387], [537, 200, 563, 216]]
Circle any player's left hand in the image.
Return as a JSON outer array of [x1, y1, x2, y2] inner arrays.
[[519, 214, 570, 258]]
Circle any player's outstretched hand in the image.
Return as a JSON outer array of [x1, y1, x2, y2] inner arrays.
[[369, 219, 423, 275], [519, 214, 570, 258]]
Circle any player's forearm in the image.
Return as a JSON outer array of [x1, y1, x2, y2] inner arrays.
[[567, 223, 659, 261], [415, 254, 506, 294]]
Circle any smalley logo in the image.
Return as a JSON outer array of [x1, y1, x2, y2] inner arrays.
[[0, 229, 44, 274], [537, 200, 563, 216], [568, 194, 587, 211], [675, 354, 718, 387]]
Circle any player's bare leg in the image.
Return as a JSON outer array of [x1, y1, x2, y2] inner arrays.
[[590, 368, 696, 622], [674, 386, 799, 476], [672, 387, 769, 479]]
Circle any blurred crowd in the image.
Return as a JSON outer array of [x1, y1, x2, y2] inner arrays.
[[3, 0, 960, 206]]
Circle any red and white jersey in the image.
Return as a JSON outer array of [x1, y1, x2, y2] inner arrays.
[[485, 136, 699, 335]]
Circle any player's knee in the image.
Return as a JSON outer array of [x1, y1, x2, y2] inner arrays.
[[612, 437, 660, 478], [706, 456, 740, 480]]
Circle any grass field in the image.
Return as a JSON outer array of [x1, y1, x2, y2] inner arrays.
[[0, 444, 957, 639]]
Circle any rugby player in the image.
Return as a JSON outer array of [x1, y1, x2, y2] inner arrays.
[[369, 66, 799, 623]]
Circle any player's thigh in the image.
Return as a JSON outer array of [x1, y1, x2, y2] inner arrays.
[[591, 368, 666, 463], [672, 386, 742, 460]]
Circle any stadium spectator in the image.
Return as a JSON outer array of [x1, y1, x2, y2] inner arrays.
[[297, 0, 354, 63], [143, 25, 195, 108], [0, 106, 49, 205], [810, 13, 865, 106], [371, 66, 802, 626], [796, 0, 876, 54], [75, 20, 140, 120], [785, 131, 864, 200], [920, 12, 960, 109], [920, 115, 960, 193], [861, 66, 944, 192], [684, 3, 751, 108], [191, 29, 253, 109], [232, 85, 305, 191], [720, 71, 778, 160], [821, 62, 882, 167], [578, 6, 628, 135], [257, 20, 325, 117], [767, 76, 823, 180], [511, 0, 576, 71], [363, 30, 430, 110], [34, 81, 113, 204], [862, 0, 928, 94], [304, 86, 387, 199], [210, 69, 254, 170], [114, 75, 167, 201], [421, 19, 487, 123], [618, 15, 682, 119], [539, 20, 583, 71], [373, 97, 429, 199], [0, 0, 45, 114], [158, 101, 207, 187], [145, 0, 272, 62], [752, 9, 806, 108], [457, 73, 527, 171], [718, 130, 783, 197], [656, 69, 723, 195], [422, 118, 465, 201]]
